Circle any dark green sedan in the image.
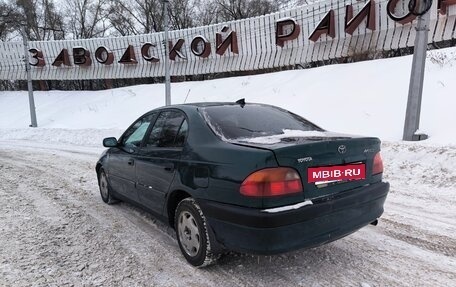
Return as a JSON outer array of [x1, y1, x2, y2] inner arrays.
[[96, 101, 389, 267]]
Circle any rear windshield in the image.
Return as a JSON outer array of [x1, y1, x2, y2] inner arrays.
[[200, 104, 323, 140]]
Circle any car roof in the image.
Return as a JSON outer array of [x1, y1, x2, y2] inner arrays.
[[179, 102, 247, 107], [170, 101, 279, 109], [145, 102, 277, 116]]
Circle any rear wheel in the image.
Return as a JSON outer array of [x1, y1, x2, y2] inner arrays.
[[98, 169, 118, 204], [175, 198, 220, 267]]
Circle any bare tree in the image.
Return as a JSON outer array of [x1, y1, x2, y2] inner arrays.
[[43, 0, 65, 39], [192, 0, 219, 26], [106, 1, 141, 36], [106, 0, 163, 35], [168, 0, 196, 30], [213, 0, 280, 21], [0, 1, 21, 40], [14, 0, 64, 41], [65, 0, 109, 39], [106, 0, 207, 36]]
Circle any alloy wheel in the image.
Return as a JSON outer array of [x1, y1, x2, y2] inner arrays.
[[177, 211, 201, 257]]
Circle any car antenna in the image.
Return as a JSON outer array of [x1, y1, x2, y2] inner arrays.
[[183, 89, 191, 104], [235, 98, 246, 108]]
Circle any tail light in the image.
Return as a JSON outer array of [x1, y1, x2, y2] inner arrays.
[[240, 167, 303, 197], [372, 152, 384, 175]]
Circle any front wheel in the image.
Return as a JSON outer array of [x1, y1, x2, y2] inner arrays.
[[98, 169, 118, 204], [175, 198, 220, 267]]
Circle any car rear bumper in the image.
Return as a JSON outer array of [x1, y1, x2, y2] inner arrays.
[[199, 181, 389, 255]]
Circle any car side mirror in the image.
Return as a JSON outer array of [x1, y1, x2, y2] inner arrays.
[[103, 137, 118, 148]]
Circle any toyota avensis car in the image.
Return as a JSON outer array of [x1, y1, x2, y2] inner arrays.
[[96, 101, 389, 267]]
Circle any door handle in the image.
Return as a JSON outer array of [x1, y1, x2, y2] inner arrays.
[[164, 163, 174, 172], [128, 159, 135, 166]]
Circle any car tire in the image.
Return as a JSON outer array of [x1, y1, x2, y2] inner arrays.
[[175, 198, 220, 267], [98, 169, 118, 205]]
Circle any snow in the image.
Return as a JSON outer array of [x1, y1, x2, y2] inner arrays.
[[0, 128, 122, 147], [234, 130, 352, 144], [1, 47, 456, 145], [276, 17, 296, 22], [261, 200, 313, 213], [1, 46, 456, 286], [0, 143, 454, 286]]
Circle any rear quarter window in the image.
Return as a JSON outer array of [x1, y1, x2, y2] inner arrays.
[[146, 110, 187, 148]]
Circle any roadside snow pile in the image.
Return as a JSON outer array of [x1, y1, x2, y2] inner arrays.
[[0, 128, 123, 147], [383, 141, 456, 190], [1, 47, 456, 145]]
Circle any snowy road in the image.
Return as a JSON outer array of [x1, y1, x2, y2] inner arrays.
[[0, 141, 455, 287]]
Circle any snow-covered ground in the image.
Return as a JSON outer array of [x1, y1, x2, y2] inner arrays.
[[1, 47, 456, 143], [0, 140, 454, 286], [0, 47, 455, 286]]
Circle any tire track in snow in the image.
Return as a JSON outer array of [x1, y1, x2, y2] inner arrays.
[[379, 218, 456, 257], [0, 148, 254, 287], [1, 144, 456, 287]]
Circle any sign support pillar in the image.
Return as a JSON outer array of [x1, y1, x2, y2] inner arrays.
[[403, 6, 431, 141], [163, 0, 171, 106], [21, 27, 38, 128]]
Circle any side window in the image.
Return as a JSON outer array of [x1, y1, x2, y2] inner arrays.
[[122, 114, 155, 147], [146, 111, 187, 148], [174, 119, 188, 147], [147, 113, 168, 147]]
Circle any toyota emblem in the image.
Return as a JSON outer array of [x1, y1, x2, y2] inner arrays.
[[338, 145, 347, 154]]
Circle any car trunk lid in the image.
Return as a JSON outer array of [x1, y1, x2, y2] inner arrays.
[[231, 131, 381, 205]]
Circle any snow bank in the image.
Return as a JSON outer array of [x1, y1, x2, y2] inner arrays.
[[1, 47, 456, 145], [0, 128, 123, 147]]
